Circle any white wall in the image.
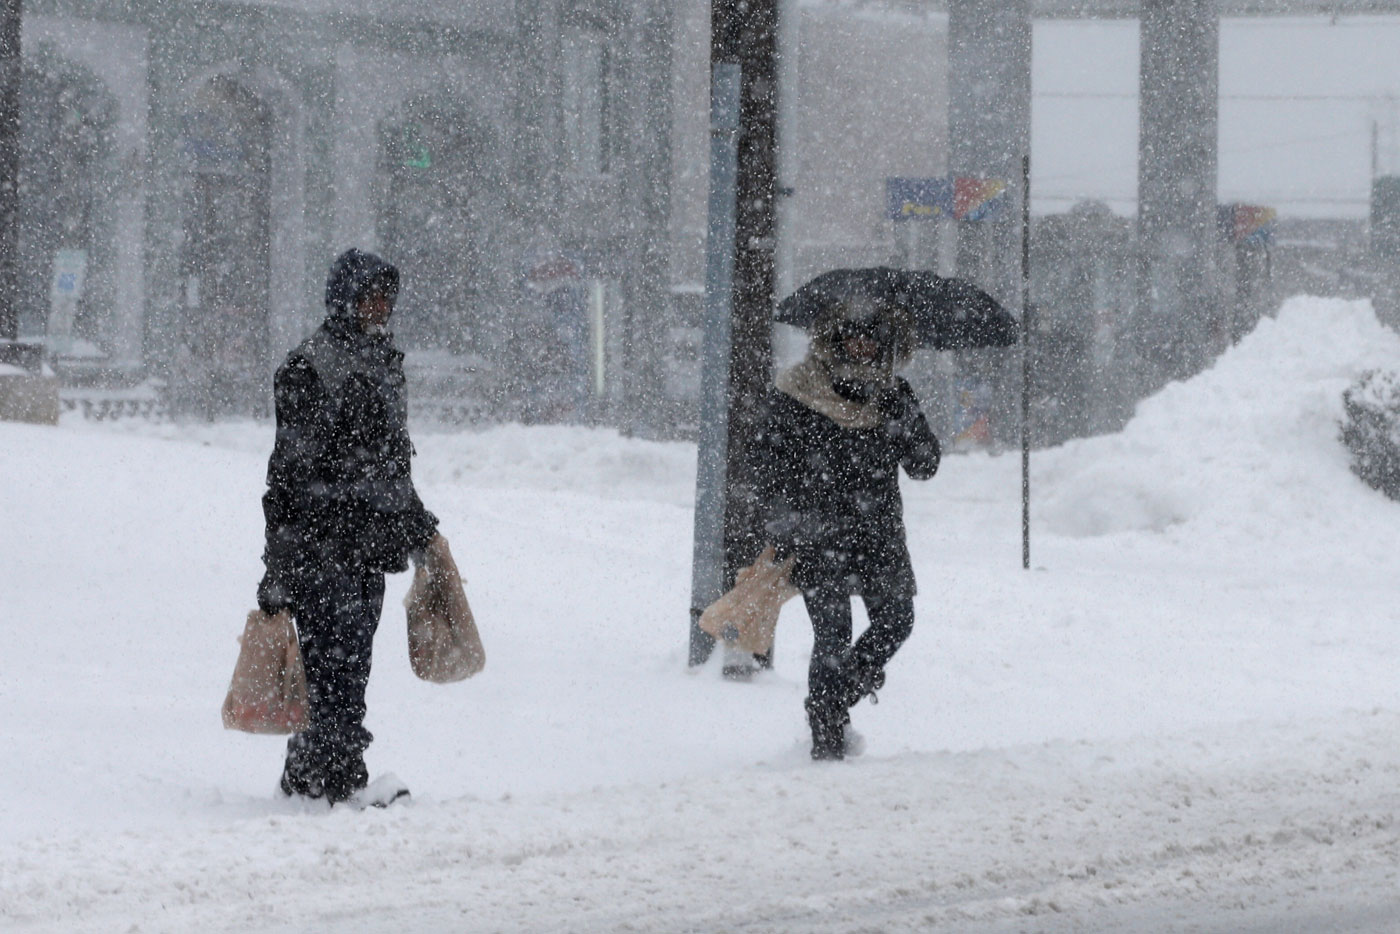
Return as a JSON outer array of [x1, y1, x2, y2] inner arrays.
[[669, 0, 949, 293]]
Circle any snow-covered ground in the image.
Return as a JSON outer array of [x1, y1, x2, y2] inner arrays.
[[3, 296, 1399, 932]]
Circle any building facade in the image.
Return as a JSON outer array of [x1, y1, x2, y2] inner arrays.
[[20, 0, 672, 423]]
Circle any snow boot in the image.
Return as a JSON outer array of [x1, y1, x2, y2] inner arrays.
[[805, 695, 849, 761], [838, 652, 886, 709], [281, 728, 370, 805], [280, 734, 327, 800], [322, 759, 370, 806], [279, 761, 325, 800]]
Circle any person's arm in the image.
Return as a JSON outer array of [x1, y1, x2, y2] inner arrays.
[[748, 396, 813, 560], [258, 356, 334, 612], [333, 371, 440, 570], [400, 490, 440, 567], [880, 377, 941, 481]]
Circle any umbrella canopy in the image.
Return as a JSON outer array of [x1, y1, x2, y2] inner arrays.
[[775, 267, 1018, 350]]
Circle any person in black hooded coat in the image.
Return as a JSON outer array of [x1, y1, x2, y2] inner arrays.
[[749, 295, 940, 760], [257, 248, 441, 803]]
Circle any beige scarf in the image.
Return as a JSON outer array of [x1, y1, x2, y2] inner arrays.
[[775, 351, 887, 430]]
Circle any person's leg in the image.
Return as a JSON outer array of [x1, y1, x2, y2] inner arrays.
[[843, 588, 915, 707], [282, 565, 385, 802], [802, 581, 853, 760]]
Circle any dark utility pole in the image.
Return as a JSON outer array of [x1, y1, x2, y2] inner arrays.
[[0, 0, 19, 351], [714, 0, 778, 588], [687, 0, 779, 667]]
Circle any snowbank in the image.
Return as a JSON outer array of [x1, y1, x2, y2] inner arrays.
[[1036, 296, 1400, 546]]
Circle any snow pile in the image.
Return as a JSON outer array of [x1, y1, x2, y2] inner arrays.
[[1036, 296, 1400, 550]]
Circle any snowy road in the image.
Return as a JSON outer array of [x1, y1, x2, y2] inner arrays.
[[3, 297, 1400, 932], [5, 715, 1398, 932]]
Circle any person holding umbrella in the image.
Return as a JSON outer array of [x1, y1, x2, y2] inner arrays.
[[750, 267, 1015, 759], [750, 290, 942, 760]]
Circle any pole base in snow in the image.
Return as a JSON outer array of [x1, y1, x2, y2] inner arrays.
[[721, 661, 756, 682], [721, 643, 767, 681]]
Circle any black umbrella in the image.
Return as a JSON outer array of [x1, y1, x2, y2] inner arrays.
[[775, 266, 1017, 350]]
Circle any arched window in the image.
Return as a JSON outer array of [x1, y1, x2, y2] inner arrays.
[[18, 52, 116, 356]]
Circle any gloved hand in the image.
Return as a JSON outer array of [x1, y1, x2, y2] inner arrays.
[[256, 570, 292, 616], [879, 377, 940, 477], [875, 377, 920, 425]]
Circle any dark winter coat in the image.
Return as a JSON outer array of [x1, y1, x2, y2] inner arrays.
[[749, 368, 940, 598], [258, 251, 437, 613]]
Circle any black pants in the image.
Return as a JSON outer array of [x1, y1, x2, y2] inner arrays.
[[802, 578, 915, 708], [283, 563, 385, 799]]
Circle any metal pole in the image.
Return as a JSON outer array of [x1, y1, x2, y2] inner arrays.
[[689, 63, 741, 666], [0, 0, 19, 347], [1021, 154, 1031, 571], [1372, 118, 1380, 183]]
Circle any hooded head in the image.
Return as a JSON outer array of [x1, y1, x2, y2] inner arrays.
[[324, 248, 400, 330], [807, 293, 914, 384]]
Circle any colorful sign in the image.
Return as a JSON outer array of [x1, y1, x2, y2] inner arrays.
[[886, 177, 954, 221], [1217, 203, 1277, 245], [887, 176, 1008, 222], [953, 177, 1008, 221], [50, 249, 88, 301], [952, 377, 994, 448], [47, 248, 88, 347]]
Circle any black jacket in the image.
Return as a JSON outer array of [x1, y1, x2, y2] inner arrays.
[[258, 252, 437, 612], [749, 376, 939, 597]]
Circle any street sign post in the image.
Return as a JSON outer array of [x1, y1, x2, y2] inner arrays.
[[689, 64, 741, 667]]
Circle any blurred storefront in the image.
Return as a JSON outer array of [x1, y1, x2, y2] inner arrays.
[[18, 0, 674, 425]]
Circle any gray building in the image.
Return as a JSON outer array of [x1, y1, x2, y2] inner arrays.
[[20, 0, 672, 422]]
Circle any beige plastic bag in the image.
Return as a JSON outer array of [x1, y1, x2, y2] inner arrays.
[[222, 608, 309, 734], [405, 537, 486, 683], [698, 544, 799, 656]]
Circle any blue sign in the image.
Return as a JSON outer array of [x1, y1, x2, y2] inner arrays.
[[181, 112, 251, 170], [886, 177, 954, 222]]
